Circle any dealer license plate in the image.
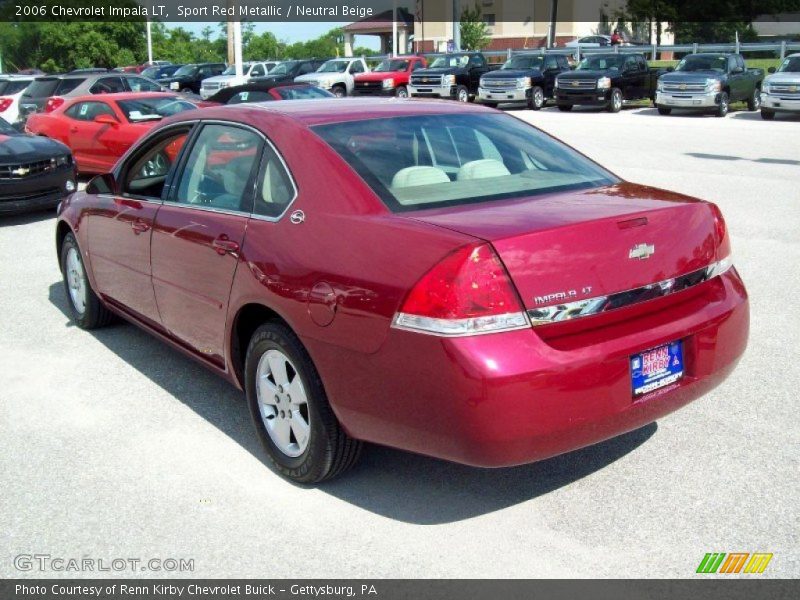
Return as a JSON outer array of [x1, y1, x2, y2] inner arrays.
[[630, 341, 684, 397]]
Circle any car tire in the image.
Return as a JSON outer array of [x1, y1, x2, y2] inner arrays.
[[608, 88, 623, 113], [529, 86, 545, 110], [60, 232, 113, 330], [761, 109, 775, 120], [332, 85, 347, 98], [244, 322, 362, 483], [557, 104, 573, 112], [179, 87, 192, 94], [716, 92, 729, 117], [456, 85, 469, 103], [657, 106, 672, 115], [747, 88, 761, 111], [395, 85, 409, 98]]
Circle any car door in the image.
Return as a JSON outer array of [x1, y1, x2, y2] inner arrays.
[[63, 100, 118, 172], [542, 55, 561, 96], [86, 124, 194, 326], [468, 55, 487, 91], [150, 122, 264, 365], [727, 56, 744, 101]]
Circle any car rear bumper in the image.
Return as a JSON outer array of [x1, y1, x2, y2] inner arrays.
[[761, 93, 800, 112], [313, 269, 748, 467], [0, 167, 75, 215], [656, 90, 719, 108], [478, 87, 531, 103], [556, 88, 610, 106]]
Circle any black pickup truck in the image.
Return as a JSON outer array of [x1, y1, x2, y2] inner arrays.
[[655, 53, 765, 117], [408, 52, 498, 102], [478, 53, 572, 109], [555, 53, 664, 112]]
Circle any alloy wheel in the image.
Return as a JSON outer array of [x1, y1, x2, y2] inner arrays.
[[65, 247, 87, 316], [256, 349, 310, 458], [533, 87, 544, 109]]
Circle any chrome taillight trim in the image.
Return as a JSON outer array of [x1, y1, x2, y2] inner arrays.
[[392, 312, 530, 337], [527, 258, 733, 327]]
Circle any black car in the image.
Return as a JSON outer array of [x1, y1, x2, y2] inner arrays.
[[158, 63, 227, 94], [0, 117, 76, 215], [141, 64, 183, 80], [250, 59, 327, 84], [408, 52, 498, 102], [478, 53, 571, 109], [207, 81, 335, 104], [555, 53, 665, 112]]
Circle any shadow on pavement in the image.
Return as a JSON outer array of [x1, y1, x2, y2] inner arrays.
[[1, 209, 56, 227], [48, 281, 657, 525], [731, 110, 800, 122], [685, 152, 800, 166]]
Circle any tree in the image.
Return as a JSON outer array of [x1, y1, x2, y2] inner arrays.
[[460, 2, 491, 51]]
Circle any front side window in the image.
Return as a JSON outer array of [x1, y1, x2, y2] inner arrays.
[[374, 60, 410, 73], [778, 56, 800, 72], [313, 114, 617, 212], [126, 77, 162, 92], [676, 55, 727, 73], [578, 55, 624, 70], [504, 56, 544, 71], [318, 61, 348, 73], [173, 124, 263, 213], [65, 101, 115, 121], [173, 65, 198, 77], [122, 128, 191, 199], [430, 55, 470, 68]]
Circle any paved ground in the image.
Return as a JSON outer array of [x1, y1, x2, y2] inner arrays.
[[1, 103, 797, 579]]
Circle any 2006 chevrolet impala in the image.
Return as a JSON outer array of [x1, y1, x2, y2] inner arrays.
[[56, 98, 748, 482]]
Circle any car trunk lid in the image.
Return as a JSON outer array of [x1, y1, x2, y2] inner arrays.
[[406, 183, 721, 311]]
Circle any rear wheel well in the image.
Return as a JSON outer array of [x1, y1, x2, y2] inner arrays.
[[55, 221, 73, 271], [231, 303, 291, 386]]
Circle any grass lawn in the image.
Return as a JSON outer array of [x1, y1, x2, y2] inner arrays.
[[650, 58, 782, 70]]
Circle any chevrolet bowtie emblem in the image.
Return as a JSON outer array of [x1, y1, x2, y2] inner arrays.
[[11, 167, 30, 176], [629, 243, 655, 260], [680, 83, 687, 90], [790, 85, 797, 92], [572, 81, 579, 86]]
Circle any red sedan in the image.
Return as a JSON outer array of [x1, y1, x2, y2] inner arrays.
[[26, 92, 197, 174], [55, 99, 748, 482]]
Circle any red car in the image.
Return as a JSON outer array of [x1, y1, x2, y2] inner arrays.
[[26, 92, 197, 174], [55, 99, 748, 483], [353, 56, 427, 97]]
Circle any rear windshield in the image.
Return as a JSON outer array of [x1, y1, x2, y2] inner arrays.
[[23, 78, 59, 98], [117, 97, 196, 122], [272, 86, 332, 100], [0, 79, 32, 95], [313, 113, 617, 212], [227, 90, 274, 104]]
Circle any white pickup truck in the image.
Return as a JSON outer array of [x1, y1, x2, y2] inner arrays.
[[200, 61, 279, 99], [294, 57, 369, 97], [761, 53, 800, 120]]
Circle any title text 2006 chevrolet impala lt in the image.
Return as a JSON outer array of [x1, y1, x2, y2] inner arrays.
[[56, 99, 748, 482]]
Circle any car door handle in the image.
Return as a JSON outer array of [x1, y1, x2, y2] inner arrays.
[[211, 235, 239, 256], [131, 220, 150, 234]]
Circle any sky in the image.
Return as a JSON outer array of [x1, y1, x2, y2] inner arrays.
[[173, 21, 381, 49]]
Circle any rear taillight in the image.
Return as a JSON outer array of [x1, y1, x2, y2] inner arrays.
[[393, 243, 530, 336], [44, 97, 64, 113], [0, 98, 12, 112], [709, 202, 731, 261]]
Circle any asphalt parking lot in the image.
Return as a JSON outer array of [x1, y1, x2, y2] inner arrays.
[[1, 103, 797, 579]]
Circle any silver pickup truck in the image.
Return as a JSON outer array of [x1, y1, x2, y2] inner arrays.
[[761, 53, 800, 120]]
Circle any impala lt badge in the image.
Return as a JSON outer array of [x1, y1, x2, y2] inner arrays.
[[629, 243, 655, 260]]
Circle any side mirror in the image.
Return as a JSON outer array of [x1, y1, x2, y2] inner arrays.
[[732, 67, 744, 74], [94, 114, 119, 127], [86, 173, 117, 195], [768, 67, 776, 74], [666, 66, 675, 72]]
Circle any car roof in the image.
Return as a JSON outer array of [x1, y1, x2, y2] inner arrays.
[[66, 92, 180, 103], [169, 97, 491, 128]]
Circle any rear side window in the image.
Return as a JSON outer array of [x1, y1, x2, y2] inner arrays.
[[22, 79, 59, 98], [55, 78, 85, 95], [90, 77, 125, 93], [173, 124, 264, 213], [313, 114, 617, 212], [253, 144, 296, 218], [65, 101, 115, 121]]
